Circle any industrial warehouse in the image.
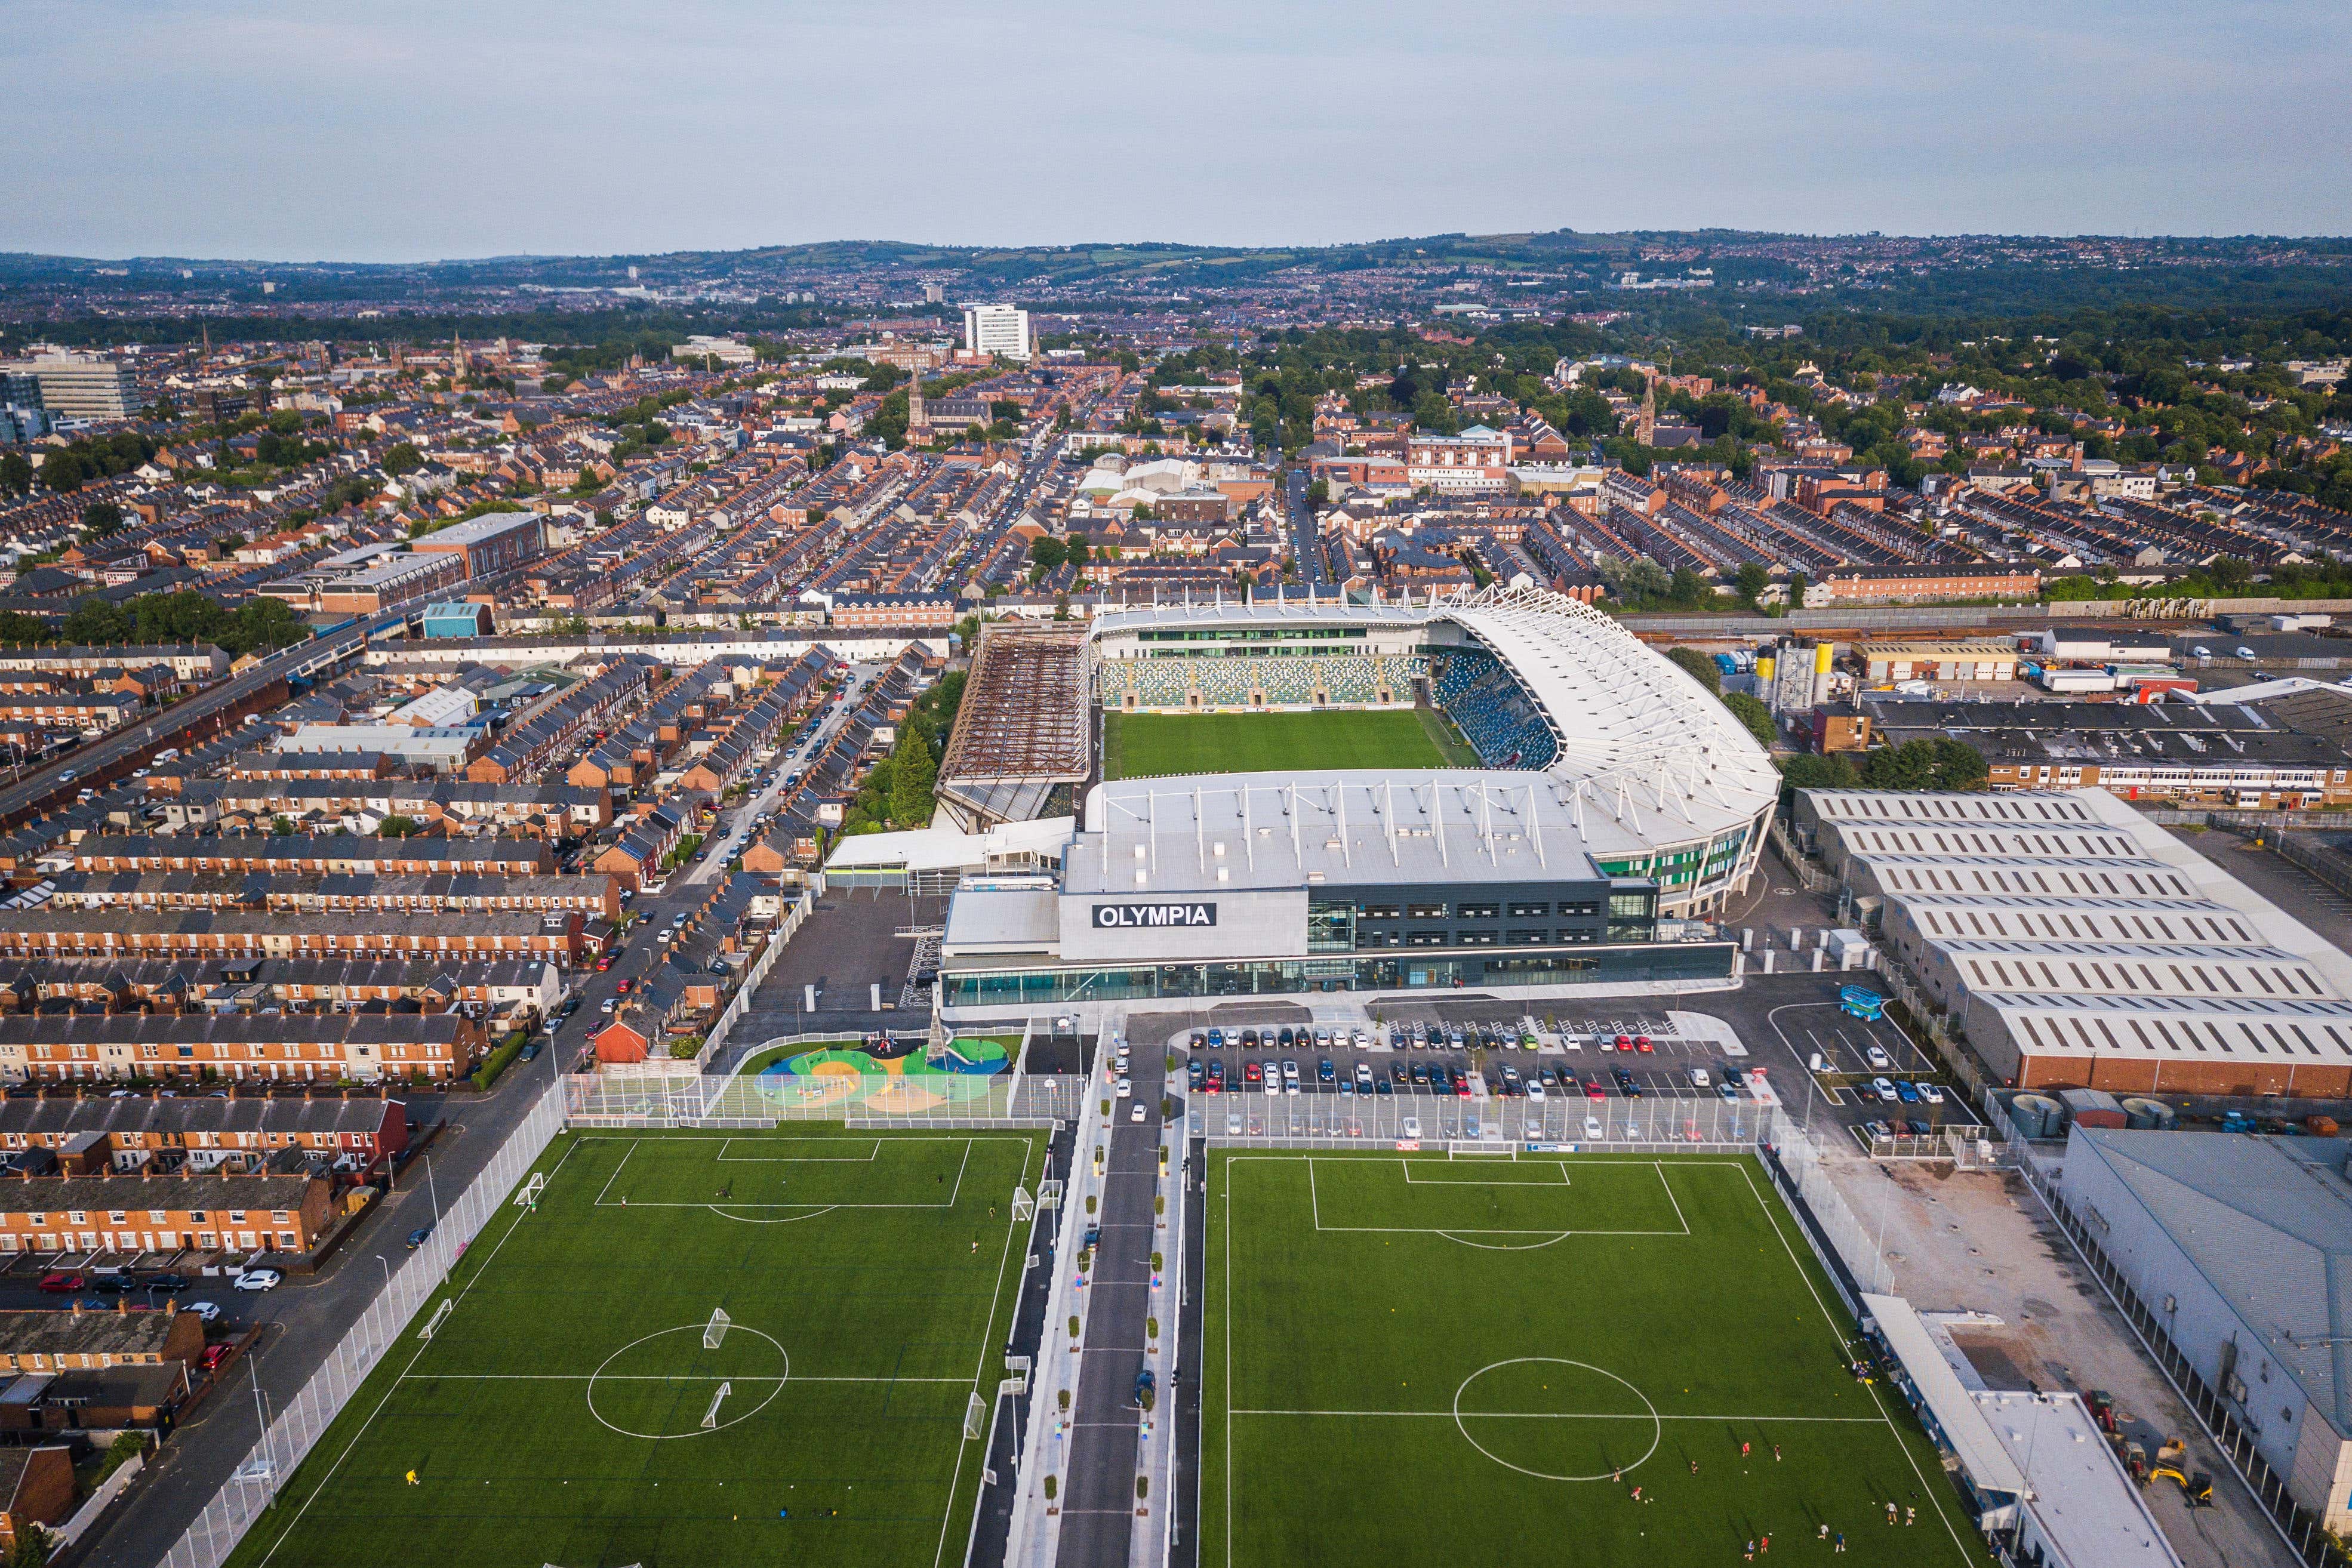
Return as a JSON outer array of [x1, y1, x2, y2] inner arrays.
[[1796, 786, 2352, 1095], [930, 585, 1776, 1017]]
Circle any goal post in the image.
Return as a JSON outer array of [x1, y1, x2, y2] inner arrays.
[[963, 1391, 987, 1441], [1010, 1187, 1035, 1224], [515, 1172, 547, 1209], [703, 1307, 731, 1350], [1445, 1141, 1516, 1159]]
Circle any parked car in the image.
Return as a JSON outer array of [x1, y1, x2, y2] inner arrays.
[[1129, 1101, 1146, 1123], [1401, 1117, 1423, 1140], [1864, 1044, 1894, 1071], [199, 1342, 235, 1371], [233, 1269, 282, 1292], [36, 1271, 82, 1294], [90, 1274, 136, 1294], [406, 1226, 434, 1249], [145, 1273, 193, 1293], [1871, 1076, 1900, 1102]]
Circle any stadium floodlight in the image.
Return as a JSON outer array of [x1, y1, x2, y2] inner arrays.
[[703, 1307, 732, 1350]]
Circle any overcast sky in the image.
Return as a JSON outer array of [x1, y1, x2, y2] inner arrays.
[[8, 0, 2347, 262]]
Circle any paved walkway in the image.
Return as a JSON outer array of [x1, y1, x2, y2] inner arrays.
[[1055, 1039, 1168, 1568]]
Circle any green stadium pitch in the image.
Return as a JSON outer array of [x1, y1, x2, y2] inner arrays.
[[224, 1128, 1042, 1568], [1101, 708, 1455, 781], [1201, 1151, 1979, 1568]]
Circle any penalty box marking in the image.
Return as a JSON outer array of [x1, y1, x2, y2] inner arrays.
[[589, 1136, 978, 1212], [1301, 1157, 1692, 1238]]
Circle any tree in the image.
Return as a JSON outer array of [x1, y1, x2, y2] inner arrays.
[[0, 453, 30, 498], [1929, 737, 1990, 790], [1667, 647, 1720, 694], [1858, 739, 1939, 790], [1734, 562, 1770, 604], [81, 501, 124, 537], [890, 730, 936, 827], [1306, 479, 1330, 506], [1778, 753, 1859, 793], [1722, 692, 1777, 749], [380, 442, 423, 476], [1027, 535, 1068, 572]]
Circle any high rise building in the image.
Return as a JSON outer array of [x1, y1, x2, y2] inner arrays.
[[962, 304, 1032, 363], [1, 353, 133, 421]]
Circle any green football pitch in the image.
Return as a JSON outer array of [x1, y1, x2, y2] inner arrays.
[[225, 1127, 1042, 1568], [1202, 1151, 1978, 1567], [1101, 708, 1460, 780]]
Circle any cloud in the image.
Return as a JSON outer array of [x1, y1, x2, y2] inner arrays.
[[3, 0, 2345, 258]]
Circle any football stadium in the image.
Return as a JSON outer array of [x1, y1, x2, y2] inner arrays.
[[932, 585, 1778, 1016]]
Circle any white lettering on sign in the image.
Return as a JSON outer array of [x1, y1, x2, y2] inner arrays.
[[1092, 903, 1217, 929]]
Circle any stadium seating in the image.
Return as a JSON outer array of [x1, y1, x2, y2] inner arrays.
[[1431, 649, 1557, 769], [1096, 652, 1426, 711]]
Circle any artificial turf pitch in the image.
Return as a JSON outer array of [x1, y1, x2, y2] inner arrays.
[[1101, 708, 1451, 781], [1202, 1151, 1978, 1567], [225, 1126, 1042, 1568]]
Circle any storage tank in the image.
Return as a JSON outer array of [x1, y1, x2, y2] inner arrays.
[[1812, 640, 1835, 704], [1757, 655, 1776, 683], [2011, 1093, 2062, 1139], [2059, 1086, 2129, 1129], [2121, 1096, 2178, 1130]]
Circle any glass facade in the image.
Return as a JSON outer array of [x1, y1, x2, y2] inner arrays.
[[940, 941, 1734, 1009]]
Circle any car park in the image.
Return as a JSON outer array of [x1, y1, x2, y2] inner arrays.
[[1871, 1076, 1900, 1102], [1864, 1044, 1894, 1070]]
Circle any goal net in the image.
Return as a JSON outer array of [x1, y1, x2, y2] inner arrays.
[[703, 1307, 731, 1350], [1446, 1141, 1516, 1159], [963, 1391, 987, 1441], [1010, 1187, 1035, 1224], [515, 1172, 547, 1209]]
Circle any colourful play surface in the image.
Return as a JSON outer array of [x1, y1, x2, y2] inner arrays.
[[736, 1036, 1018, 1113]]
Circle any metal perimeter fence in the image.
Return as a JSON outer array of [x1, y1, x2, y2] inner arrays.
[[565, 1061, 1088, 1130], [157, 1080, 569, 1568]]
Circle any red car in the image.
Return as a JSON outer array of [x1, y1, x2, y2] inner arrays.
[[1634, 1036, 1654, 1053], [37, 1271, 82, 1294], [1613, 1034, 1633, 1051], [614, 977, 634, 996], [1583, 1080, 1608, 1100], [1453, 1074, 1472, 1098], [595, 954, 615, 972], [1243, 1061, 1263, 1085], [199, 1343, 234, 1372]]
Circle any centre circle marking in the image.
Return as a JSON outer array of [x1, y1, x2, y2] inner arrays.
[[586, 1323, 789, 1440], [1450, 1357, 1662, 1481]]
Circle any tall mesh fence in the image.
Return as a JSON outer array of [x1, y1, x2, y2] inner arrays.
[[158, 1081, 568, 1568]]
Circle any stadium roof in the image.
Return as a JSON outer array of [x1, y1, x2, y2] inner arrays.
[[1075, 771, 1659, 896], [1089, 584, 1778, 847]]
